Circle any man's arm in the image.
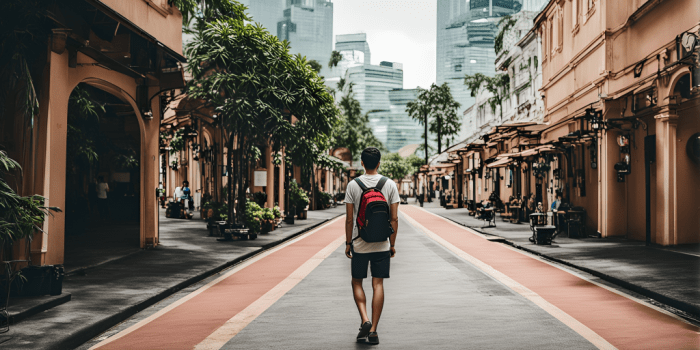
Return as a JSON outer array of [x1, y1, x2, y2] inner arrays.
[[345, 203, 354, 259], [389, 202, 399, 257]]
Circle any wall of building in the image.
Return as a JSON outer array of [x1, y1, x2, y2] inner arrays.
[[102, 0, 183, 54], [675, 107, 700, 244], [278, 0, 333, 76]]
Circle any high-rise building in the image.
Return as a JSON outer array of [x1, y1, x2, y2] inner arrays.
[[335, 33, 371, 65], [237, 0, 286, 36], [326, 34, 403, 116], [436, 0, 523, 140], [278, 0, 333, 76], [367, 89, 423, 153]]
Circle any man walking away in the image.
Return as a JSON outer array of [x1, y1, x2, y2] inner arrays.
[[96, 176, 110, 221], [344, 147, 399, 345]]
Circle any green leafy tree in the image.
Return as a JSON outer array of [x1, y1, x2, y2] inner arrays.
[[429, 83, 461, 154], [308, 60, 323, 74], [328, 50, 343, 69], [330, 77, 385, 160], [406, 83, 461, 158], [0, 150, 59, 247], [380, 153, 412, 181], [464, 72, 510, 120], [66, 86, 103, 175], [406, 88, 432, 165], [494, 16, 517, 55], [186, 2, 338, 224]]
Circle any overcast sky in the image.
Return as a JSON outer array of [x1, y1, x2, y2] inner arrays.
[[332, 0, 437, 90]]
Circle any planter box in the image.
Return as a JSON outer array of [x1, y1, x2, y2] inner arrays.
[[297, 210, 308, 220], [261, 222, 273, 234], [10, 265, 64, 297]]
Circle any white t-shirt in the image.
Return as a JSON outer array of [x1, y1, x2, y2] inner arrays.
[[97, 183, 109, 199], [344, 174, 399, 253]]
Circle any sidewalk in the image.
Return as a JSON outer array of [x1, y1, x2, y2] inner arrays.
[[411, 201, 700, 319], [0, 206, 344, 350]]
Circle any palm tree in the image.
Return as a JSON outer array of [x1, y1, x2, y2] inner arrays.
[[328, 50, 343, 69]]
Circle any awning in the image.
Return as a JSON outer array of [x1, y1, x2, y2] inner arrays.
[[433, 163, 456, 168], [497, 152, 522, 159], [520, 145, 557, 157], [487, 157, 513, 168]]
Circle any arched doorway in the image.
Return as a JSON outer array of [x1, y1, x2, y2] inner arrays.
[[63, 83, 141, 270]]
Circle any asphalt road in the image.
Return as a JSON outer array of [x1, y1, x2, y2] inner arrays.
[[82, 207, 700, 350], [220, 215, 595, 350]]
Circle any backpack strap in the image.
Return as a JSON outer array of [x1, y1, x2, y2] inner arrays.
[[375, 176, 389, 192], [354, 178, 368, 191]]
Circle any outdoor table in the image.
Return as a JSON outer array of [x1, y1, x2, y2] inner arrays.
[[506, 204, 521, 224], [566, 210, 586, 238], [529, 213, 547, 228]]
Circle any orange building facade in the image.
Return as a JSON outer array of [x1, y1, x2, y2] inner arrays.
[[2, 0, 186, 265]]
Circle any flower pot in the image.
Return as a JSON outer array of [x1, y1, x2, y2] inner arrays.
[[297, 209, 308, 220], [261, 222, 273, 234]]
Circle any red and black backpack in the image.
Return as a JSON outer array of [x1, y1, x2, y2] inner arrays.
[[353, 177, 394, 243]]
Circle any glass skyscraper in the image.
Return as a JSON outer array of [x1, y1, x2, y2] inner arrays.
[[278, 0, 334, 76], [367, 89, 423, 153], [237, 0, 286, 35], [437, 0, 522, 140], [335, 33, 371, 65]]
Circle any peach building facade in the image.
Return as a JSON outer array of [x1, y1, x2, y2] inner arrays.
[[535, 0, 700, 244], [3, 0, 187, 265]]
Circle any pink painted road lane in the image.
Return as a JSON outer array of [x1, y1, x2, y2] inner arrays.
[[400, 205, 700, 350], [91, 218, 346, 350]]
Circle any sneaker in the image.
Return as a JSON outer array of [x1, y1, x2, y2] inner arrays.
[[368, 332, 379, 345], [356, 321, 372, 342]]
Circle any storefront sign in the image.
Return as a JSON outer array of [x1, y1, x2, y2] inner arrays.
[[254, 170, 267, 187]]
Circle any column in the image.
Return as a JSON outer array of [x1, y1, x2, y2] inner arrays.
[[278, 148, 285, 212], [36, 50, 71, 265], [266, 144, 274, 208], [654, 113, 678, 245]]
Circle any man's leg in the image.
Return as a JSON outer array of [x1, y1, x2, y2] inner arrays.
[[370, 277, 384, 332], [351, 278, 370, 323]]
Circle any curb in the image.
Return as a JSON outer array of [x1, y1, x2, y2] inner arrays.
[[8, 293, 72, 325], [50, 213, 344, 350], [434, 212, 700, 321]]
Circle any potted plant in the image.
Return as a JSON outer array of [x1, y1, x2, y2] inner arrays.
[[289, 179, 310, 220], [273, 205, 282, 228], [204, 201, 228, 236], [295, 191, 310, 220], [253, 191, 267, 207], [261, 208, 275, 233], [243, 200, 263, 239], [0, 151, 61, 318]]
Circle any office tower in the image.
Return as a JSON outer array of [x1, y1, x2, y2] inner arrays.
[[326, 35, 403, 116], [278, 0, 333, 76], [335, 33, 371, 65], [367, 89, 423, 153], [436, 0, 521, 140], [237, 0, 286, 35]]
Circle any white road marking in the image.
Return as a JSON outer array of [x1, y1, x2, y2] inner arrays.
[[402, 209, 618, 350], [194, 234, 345, 350], [410, 205, 697, 326], [88, 216, 344, 350]]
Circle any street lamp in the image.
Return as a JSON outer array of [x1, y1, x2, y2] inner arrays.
[[585, 108, 605, 131]]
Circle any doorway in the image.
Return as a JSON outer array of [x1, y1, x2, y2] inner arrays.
[[63, 83, 141, 271]]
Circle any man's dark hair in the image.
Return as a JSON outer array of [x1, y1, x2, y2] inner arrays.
[[361, 147, 381, 170]]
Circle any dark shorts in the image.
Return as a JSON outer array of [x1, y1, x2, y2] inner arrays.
[[351, 250, 391, 279]]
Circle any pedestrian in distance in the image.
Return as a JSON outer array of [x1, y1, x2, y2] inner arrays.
[[96, 176, 110, 221], [344, 147, 399, 345]]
